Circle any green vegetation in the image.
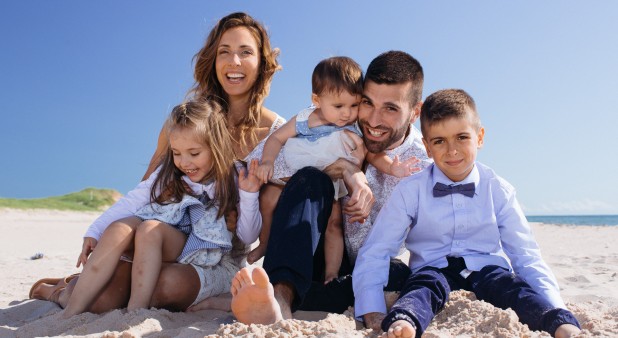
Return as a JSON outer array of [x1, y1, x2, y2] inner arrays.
[[0, 188, 121, 211]]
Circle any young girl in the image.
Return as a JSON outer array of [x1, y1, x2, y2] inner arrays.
[[251, 56, 420, 282], [61, 98, 261, 317]]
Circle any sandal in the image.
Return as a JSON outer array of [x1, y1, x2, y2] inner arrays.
[[29, 273, 80, 301]]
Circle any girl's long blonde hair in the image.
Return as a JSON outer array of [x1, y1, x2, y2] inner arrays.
[[189, 12, 281, 154], [151, 98, 238, 222]]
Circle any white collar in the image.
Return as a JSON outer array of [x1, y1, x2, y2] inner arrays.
[[181, 175, 215, 200]]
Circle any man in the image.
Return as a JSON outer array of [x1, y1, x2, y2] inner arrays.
[[230, 51, 431, 330]]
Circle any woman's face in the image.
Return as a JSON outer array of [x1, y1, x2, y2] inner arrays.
[[215, 26, 260, 100]]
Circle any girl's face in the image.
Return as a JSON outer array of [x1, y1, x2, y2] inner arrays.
[[215, 26, 260, 100], [311, 90, 360, 127], [170, 127, 213, 183]]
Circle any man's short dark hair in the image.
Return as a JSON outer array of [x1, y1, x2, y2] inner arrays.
[[365, 51, 424, 107]]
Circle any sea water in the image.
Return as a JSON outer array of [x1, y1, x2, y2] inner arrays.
[[526, 215, 618, 226]]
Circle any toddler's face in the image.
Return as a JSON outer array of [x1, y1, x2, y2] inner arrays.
[[422, 113, 484, 182], [312, 90, 360, 127]]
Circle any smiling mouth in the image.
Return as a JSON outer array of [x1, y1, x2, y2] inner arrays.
[[226, 72, 245, 81], [366, 127, 388, 138], [185, 169, 198, 174]]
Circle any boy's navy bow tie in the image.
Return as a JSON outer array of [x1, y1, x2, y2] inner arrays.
[[433, 182, 475, 197]]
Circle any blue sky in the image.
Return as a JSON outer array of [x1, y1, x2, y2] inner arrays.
[[1, 1, 617, 215]]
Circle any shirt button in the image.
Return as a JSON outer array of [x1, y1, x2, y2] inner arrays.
[[456, 203, 462, 208], [458, 224, 464, 230]]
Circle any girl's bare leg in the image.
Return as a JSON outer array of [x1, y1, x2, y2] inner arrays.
[[62, 216, 141, 318], [127, 220, 186, 310]]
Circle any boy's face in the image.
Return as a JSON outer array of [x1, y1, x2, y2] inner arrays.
[[358, 80, 420, 153], [311, 90, 360, 127], [422, 112, 484, 182]]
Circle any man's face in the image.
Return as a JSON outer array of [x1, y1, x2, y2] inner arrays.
[[358, 80, 420, 153]]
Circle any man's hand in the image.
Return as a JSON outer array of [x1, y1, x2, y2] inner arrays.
[[364, 312, 386, 331], [324, 158, 374, 223], [76, 237, 97, 268], [342, 169, 374, 223]]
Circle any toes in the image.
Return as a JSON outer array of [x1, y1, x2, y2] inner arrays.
[[235, 268, 254, 287], [252, 267, 270, 288]]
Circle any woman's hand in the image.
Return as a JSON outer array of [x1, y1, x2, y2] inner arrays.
[[76, 237, 97, 268]]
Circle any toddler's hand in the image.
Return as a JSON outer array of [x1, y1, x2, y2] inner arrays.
[[390, 155, 422, 178], [324, 273, 338, 285], [256, 161, 274, 185], [238, 159, 262, 193], [76, 237, 97, 268]]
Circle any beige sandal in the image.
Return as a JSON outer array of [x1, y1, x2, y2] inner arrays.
[[29, 273, 80, 301]]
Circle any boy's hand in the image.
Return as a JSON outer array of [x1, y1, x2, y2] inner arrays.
[[364, 312, 386, 331], [256, 160, 274, 185], [390, 155, 422, 178], [76, 237, 97, 268], [239, 159, 262, 193]]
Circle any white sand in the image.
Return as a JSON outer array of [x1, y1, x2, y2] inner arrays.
[[1, 208, 617, 337]]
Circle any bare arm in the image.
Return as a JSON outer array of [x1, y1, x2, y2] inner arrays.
[[261, 116, 297, 164], [323, 158, 374, 223], [143, 125, 168, 181], [366, 152, 421, 178], [256, 116, 297, 183]]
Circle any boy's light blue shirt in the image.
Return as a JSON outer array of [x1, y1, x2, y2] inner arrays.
[[353, 162, 565, 319]]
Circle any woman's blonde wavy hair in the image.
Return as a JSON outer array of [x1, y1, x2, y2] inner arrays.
[[189, 12, 281, 155], [151, 98, 238, 225]]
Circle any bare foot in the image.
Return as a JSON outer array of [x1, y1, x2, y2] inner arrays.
[[231, 267, 283, 324], [554, 324, 581, 338], [186, 293, 232, 312], [247, 243, 267, 265], [382, 319, 416, 338]]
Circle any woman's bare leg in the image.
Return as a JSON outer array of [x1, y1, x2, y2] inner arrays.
[[150, 262, 201, 311], [127, 220, 186, 310], [62, 217, 140, 318]]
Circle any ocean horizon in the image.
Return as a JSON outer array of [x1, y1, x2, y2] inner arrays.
[[526, 215, 618, 226]]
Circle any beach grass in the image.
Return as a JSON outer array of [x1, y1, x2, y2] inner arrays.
[[0, 188, 121, 211]]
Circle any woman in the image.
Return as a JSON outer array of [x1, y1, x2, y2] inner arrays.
[[30, 11, 283, 313]]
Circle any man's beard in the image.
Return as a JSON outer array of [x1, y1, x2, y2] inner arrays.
[[360, 119, 410, 153]]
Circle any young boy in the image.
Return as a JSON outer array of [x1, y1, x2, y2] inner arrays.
[[352, 89, 581, 338]]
